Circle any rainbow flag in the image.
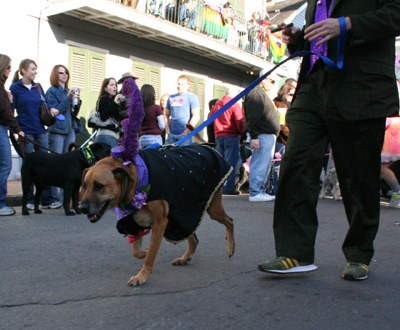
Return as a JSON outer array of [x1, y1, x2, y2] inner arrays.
[[269, 35, 287, 63]]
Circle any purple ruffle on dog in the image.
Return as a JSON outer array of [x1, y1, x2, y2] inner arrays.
[[119, 78, 145, 163]]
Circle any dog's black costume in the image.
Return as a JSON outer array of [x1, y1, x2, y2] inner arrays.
[[116, 145, 232, 243]]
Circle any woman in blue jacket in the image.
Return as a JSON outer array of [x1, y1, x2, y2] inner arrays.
[[10, 59, 61, 210], [45, 64, 83, 205], [46, 64, 82, 153]]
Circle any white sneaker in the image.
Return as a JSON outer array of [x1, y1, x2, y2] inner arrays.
[[42, 201, 63, 209], [27, 203, 34, 210], [0, 206, 16, 216], [249, 193, 275, 202]]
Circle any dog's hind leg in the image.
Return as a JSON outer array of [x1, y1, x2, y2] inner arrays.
[[172, 233, 199, 265], [21, 169, 31, 216], [34, 182, 43, 214], [132, 236, 147, 259], [207, 188, 235, 258]]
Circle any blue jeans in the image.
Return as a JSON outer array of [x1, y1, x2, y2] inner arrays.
[[48, 131, 76, 202], [186, 11, 197, 30], [249, 133, 276, 197], [151, 0, 165, 18], [166, 133, 192, 146], [251, 37, 260, 55], [22, 133, 55, 205], [216, 136, 240, 194], [95, 134, 118, 148], [0, 126, 12, 208], [140, 135, 162, 149]]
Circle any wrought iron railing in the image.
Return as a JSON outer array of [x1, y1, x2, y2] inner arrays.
[[111, 0, 283, 63]]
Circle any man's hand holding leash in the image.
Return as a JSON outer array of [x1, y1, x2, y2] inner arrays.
[[281, 17, 352, 47]]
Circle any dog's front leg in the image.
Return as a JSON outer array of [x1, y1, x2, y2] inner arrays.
[[63, 184, 75, 216], [132, 236, 147, 259], [127, 201, 168, 286], [72, 185, 81, 214]]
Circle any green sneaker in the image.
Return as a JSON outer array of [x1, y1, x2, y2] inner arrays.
[[389, 192, 400, 208], [258, 256, 318, 274], [342, 262, 368, 281]]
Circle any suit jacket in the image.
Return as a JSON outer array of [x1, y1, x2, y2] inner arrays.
[[291, 0, 400, 120]]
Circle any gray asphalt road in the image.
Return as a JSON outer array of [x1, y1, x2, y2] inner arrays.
[[1, 195, 400, 330]]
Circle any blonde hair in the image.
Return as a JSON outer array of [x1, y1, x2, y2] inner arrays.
[[12, 59, 37, 83]]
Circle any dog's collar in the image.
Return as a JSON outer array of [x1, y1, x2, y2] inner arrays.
[[81, 145, 97, 166]]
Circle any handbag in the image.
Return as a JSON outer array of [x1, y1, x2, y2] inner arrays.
[[87, 100, 119, 130], [37, 84, 56, 127]]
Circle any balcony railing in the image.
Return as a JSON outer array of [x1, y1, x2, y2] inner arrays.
[[111, 0, 284, 64]]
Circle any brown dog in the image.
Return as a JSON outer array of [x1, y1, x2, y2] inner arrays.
[[79, 145, 235, 286]]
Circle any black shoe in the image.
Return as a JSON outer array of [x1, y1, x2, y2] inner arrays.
[[223, 191, 240, 195]]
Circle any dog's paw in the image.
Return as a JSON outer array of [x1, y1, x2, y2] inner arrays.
[[22, 210, 30, 216], [172, 257, 192, 265], [74, 209, 81, 215], [65, 211, 76, 216], [127, 275, 147, 286], [34, 210, 42, 214]]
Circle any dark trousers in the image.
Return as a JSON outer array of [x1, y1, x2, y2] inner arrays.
[[273, 69, 386, 265]]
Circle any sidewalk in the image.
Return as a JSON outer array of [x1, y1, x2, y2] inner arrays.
[[5, 180, 22, 207]]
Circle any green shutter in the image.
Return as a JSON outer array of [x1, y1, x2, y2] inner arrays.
[[213, 84, 226, 100], [234, 0, 245, 19], [132, 61, 161, 101], [68, 46, 106, 145], [187, 75, 206, 137]]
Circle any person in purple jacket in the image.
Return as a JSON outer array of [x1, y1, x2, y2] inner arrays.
[[10, 59, 61, 210]]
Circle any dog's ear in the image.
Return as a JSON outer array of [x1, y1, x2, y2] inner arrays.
[[112, 164, 138, 206], [82, 168, 90, 183], [90, 142, 112, 159]]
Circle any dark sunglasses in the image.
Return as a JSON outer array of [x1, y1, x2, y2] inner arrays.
[[58, 71, 68, 75], [289, 93, 294, 96], [7, 65, 11, 70]]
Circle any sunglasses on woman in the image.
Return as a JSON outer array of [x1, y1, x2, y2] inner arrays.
[[58, 71, 68, 75]]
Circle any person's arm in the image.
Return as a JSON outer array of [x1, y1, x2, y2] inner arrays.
[[0, 88, 22, 134], [97, 96, 119, 121], [281, 25, 304, 54], [305, 1, 400, 46], [234, 104, 245, 136], [244, 91, 263, 149], [164, 107, 171, 134], [157, 115, 165, 131], [183, 107, 200, 135], [46, 86, 71, 115]]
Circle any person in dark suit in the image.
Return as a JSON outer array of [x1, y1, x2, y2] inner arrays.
[[258, 0, 400, 280]]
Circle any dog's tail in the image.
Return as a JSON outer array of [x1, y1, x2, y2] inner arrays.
[[67, 142, 79, 152]]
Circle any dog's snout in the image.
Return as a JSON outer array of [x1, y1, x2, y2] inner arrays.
[[79, 201, 89, 214]]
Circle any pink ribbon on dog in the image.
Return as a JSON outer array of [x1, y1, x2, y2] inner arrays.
[[127, 229, 152, 243]]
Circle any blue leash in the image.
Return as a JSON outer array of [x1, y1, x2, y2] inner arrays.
[[149, 17, 347, 148]]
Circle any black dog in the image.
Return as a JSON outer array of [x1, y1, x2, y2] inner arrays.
[[21, 142, 111, 216]]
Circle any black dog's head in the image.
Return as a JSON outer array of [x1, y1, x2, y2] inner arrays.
[[88, 142, 112, 162]]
